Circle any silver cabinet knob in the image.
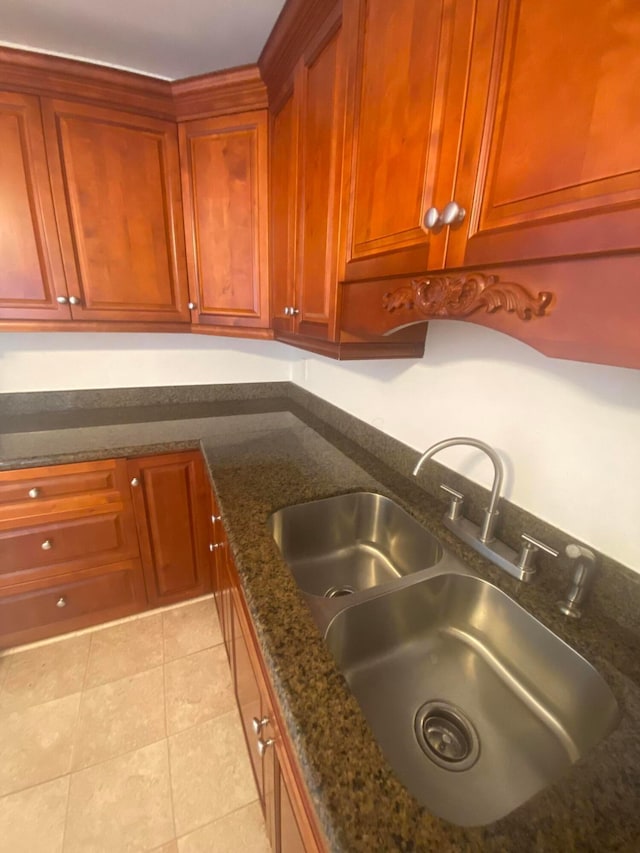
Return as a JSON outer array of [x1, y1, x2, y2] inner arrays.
[[56, 597, 67, 608], [28, 487, 41, 499], [56, 295, 69, 304], [188, 302, 197, 310], [291, 307, 299, 316], [441, 200, 466, 227], [211, 515, 221, 522], [252, 716, 270, 734], [284, 306, 291, 316], [423, 206, 442, 231], [257, 737, 275, 758], [130, 478, 140, 487], [209, 542, 222, 551], [68, 296, 82, 305], [41, 539, 53, 551]]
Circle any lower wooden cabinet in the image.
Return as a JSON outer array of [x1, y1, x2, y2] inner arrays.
[[0, 559, 147, 648], [128, 451, 212, 606], [213, 515, 325, 852], [0, 451, 213, 647]]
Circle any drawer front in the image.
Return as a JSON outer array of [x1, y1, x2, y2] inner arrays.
[[0, 459, 130, 524], [0, 560, 146, 647], [0, 508, 140, 587]]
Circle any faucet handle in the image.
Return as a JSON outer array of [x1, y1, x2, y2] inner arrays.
[[439, 484, 464, 521], [516, 533, 559, 578]]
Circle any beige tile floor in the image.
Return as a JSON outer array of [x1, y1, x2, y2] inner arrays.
[[0, 597, 271, 852]]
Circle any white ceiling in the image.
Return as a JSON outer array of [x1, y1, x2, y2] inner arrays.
[[0, 0, 287, 80]]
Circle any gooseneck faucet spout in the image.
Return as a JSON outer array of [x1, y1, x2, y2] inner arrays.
[[413, 437, 504, 543]]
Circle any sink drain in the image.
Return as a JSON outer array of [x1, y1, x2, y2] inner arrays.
[[414, 701, 480, 771], [324, 585, 357, 598]]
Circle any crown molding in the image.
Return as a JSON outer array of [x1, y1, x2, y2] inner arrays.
[[259, 0, 339, 103], [0, 45, 174, 118], [171, 65, 267, 121]]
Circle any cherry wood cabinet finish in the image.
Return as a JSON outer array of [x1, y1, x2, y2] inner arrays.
[[270, 90, 298, 336], [128, 452, 212, 606], [0, 508, 140, 589], [292, 9, 345, 342], [179, 111, 270, 331], [339, 0, 475, 281], [443, 0, 640, 269], [0, 91, 71, 321], [0, 559, 147, 648], [0, 459, 130, 525], [41, 99, 191, 323], [229, 568, 324, 852]]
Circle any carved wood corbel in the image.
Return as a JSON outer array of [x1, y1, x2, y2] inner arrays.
[[382, 274, 553, 321]]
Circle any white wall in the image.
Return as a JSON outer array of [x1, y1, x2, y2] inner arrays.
[[292, 322, 640, 574], [0, 333, 298, 391], [1, 327, 639, 573]]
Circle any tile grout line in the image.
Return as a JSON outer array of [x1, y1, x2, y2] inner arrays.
[[172, 797, 264, 847], [160, 614, 179, 844]]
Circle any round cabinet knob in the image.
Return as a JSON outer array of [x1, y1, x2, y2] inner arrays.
[[41, 539, 53, 551], [28, 487, 41, 499], [284, 306, 291, 316], [211, 515, 221, 522], [423, 206, 442, 231], [209, 543, 222, 551], [56, 295, 69, 305], [257, 737, 275, 758], [56, 597, 67, 608], [440, 201, 466, 227], [68, 296, 82, 305], [130, 478, 140, 487], [188, 302, 197, 310], [291, 307, 300, 316]]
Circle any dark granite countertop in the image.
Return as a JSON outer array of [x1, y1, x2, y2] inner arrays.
[[1, 392, 639, 851]]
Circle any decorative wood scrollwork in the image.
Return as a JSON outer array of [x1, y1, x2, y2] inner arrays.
[[382, 274, 553, 321]]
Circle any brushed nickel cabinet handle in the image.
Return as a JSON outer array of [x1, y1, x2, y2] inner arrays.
[[68, 296, 82, 305], [41, 539, 53, 550], [28, 487, 41, 499], [56, 597, 67, 608], [130, 478, 140, 487]]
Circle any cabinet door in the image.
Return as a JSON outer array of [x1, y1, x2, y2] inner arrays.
[[179, 111, 270, 330], [447, 0, 640, 267], [0, 91, 70, 321], [293, 8, 345, 341], [270, 90, 298, 335], [128, 452, 211, 606], [232, 592, 267, 805], [341, 0, 475, 280], [42, 99, 190, 323]]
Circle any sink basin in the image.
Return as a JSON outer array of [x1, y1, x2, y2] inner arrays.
[[268, 492, 444, 599], [325, 571, 620, 826]]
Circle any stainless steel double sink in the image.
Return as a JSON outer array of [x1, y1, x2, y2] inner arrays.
[[269, 492, 620, 827]]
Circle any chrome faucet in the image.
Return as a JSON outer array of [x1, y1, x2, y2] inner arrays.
[[413, 437, 504, 543], [413, 436, 559, 582]]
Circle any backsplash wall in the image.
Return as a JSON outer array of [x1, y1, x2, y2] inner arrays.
[[1, 325, 639, 573], [292, 322, 640, 574]]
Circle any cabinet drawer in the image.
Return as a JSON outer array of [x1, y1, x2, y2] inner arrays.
[[0, 508, 140, 588], [0, 560, 146, 647], [0, 459, 129, 524]]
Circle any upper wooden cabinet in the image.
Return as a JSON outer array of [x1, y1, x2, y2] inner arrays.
[[340, 0, 475, 281], [179, 111, 270, 334], [443, 0, 640, 269], [270, 7, 345, 348], [0, 91, 71, 321], [41, 99, 191, 323]]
